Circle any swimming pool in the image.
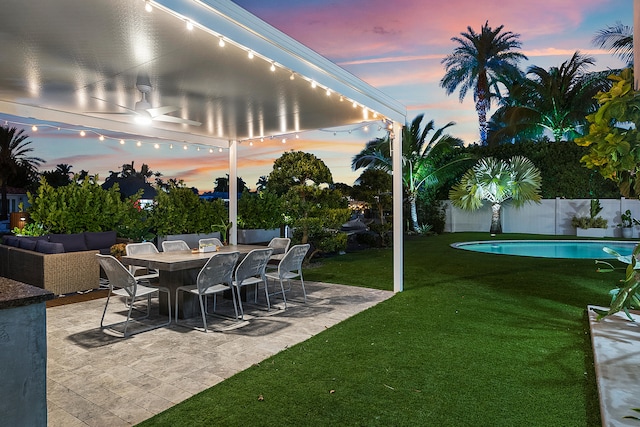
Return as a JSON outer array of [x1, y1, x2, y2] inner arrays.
[[451, 240, 638, 259]]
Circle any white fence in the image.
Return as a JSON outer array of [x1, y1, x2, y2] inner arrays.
[[443, 198, 640, 238]]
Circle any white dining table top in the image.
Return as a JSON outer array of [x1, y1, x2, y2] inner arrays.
[[120, 244, 267, 272]]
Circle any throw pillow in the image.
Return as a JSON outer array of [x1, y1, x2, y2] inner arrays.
[[49, 233, 88, 252], [35, 240, 65, 254]]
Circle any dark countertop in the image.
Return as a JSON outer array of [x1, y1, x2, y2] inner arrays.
[[0, 277, 54, 309]]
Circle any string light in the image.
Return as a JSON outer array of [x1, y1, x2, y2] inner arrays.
[[1, 118, 228, 154], [218, 37, 225, 47], [247, 50, 254, 59], [186, 20, 193, 31], [270, 63, 276, 72], [144, 0, 152, 12]]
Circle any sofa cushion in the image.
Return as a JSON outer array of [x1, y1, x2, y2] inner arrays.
[[18, 237, 38, 251], [35, 240, 65, 254], [84, 231, 117, 251], [49, 233, 88, 252], [2, 236, 19, 247]]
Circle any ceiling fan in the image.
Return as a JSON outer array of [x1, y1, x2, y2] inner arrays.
[[88, 74, 202, 126]]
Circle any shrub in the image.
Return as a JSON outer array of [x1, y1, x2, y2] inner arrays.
[[149, 186, 227, 236], [28, 177, 135, 234], [237, 190, 283, 229]]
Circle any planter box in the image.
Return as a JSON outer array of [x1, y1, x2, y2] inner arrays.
[[576, 228, 607, 238], [237, 228, 279, 244]]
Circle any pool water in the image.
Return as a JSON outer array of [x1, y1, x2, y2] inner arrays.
[[451, 240, 638, 259]]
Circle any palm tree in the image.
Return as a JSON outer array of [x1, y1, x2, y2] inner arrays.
[[440, 21, 527, 145], [592, 21, 633, 66], [495, 52, 609, 142], [352, 114, 471, 231], [0, 126, 43, 220], [449, 156, 542, 235]]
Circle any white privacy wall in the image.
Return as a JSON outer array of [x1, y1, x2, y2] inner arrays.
[[443, 198, 640, 237]]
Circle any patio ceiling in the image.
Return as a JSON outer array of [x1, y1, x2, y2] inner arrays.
[[0, 0, 405, 148]]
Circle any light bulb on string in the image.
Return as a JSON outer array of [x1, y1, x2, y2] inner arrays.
[[120, 139, 125, 145], [144, 0, 152, 12], [79, 130, 86, 137], [154, 143, 159, 149], [31, 125, 38, 132], [136, 141, 142, 147], [218, 37, 225, 47]]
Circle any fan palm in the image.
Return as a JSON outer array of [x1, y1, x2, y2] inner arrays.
[[449, 156, 542, 235], [0, 126, 43, 220], [495, 52, 608, 142], [352, 114, 471, 231], [440, 21, 527, 145]]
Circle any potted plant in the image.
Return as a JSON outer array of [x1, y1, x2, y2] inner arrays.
[[617, 209, 638, 238], [571, 199, 608, 237]]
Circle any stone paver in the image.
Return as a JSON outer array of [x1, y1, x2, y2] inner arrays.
[[46, 281, 392, 426]]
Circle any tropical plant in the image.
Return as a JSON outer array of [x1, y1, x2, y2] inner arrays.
[[571, 198, 608, 229], [440, 21, 527, 145], [0, 126, 43, 220], [41, 163, 74, 188], [592, 21, 633, 66], [593, 243, 640, 321], [449, 156, 542, 235], [352, 114, 472, 232], [495, 52, 609, 142], [575, 68, 640, 197]]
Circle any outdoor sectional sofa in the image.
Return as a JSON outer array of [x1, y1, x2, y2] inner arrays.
[[0, 231, 118, 295]]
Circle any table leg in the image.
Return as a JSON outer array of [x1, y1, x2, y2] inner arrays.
[[158, 270, 200, 319]]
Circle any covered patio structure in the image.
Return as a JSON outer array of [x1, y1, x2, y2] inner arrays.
[[0, 0, 406, 292]]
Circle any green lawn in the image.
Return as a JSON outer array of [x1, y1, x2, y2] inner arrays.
[[138, 232, 611, 426]]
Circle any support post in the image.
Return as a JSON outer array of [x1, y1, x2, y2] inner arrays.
[[392, 121, 404, 293], [228, 140, 238, 245]]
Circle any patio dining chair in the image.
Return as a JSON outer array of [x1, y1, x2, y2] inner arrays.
[[267, 237, 290, 267], [96, 254, 171, 337], [162, 239, 191, 252], [265, 244, 310, 309], [125, 242, 160, 282], [175, 251, 240, 333], [232, 247, 273, 318]]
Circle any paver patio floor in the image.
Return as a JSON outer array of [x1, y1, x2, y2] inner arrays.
[[46, 281, 393, 426]]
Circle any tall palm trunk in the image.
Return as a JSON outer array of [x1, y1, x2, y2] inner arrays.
[[409, 194, 419, 232], [475, 78, 490, 146], [490, 203, 502, 235]]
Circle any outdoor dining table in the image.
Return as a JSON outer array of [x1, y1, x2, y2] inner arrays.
[[121, 244, 266, 319]]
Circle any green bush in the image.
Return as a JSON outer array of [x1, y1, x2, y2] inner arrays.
[[237, 190, 283, 229], [148, 186, 227, 236], [28, 178, 136, 234]]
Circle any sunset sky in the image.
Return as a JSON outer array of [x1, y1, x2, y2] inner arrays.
[[3, 0, 632, 192]]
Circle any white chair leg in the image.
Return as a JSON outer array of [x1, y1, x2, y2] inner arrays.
[[198, 294, 208, 333]]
